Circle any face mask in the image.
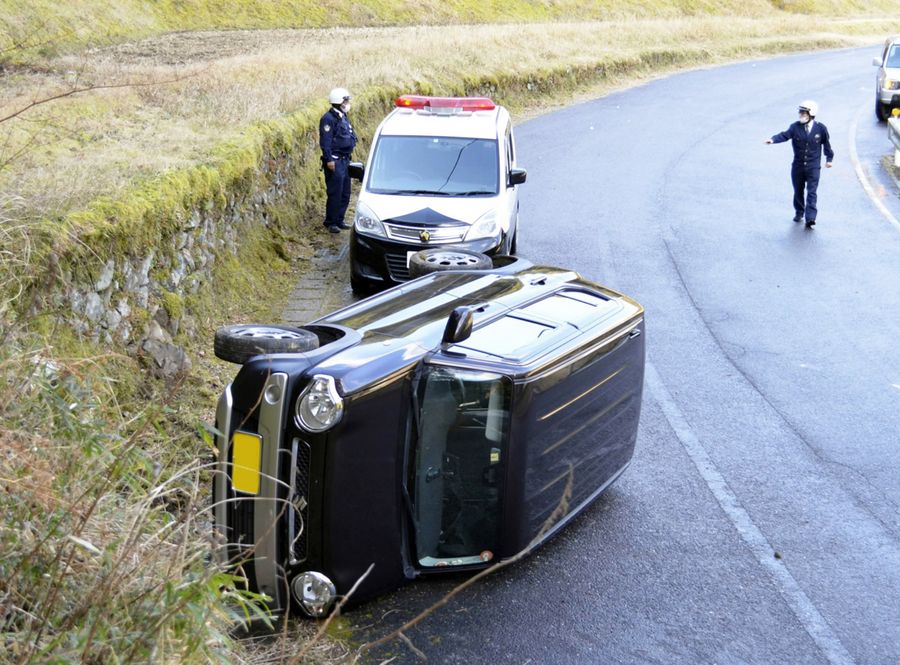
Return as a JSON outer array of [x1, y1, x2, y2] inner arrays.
[[341, 101, 352, 113], [799, 112, 810, 123]]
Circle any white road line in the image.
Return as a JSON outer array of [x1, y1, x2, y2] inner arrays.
[[645, 362, 855, 665], [849, 100, 900, 233]]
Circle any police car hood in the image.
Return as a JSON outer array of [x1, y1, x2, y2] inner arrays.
[[364, 192, 498, 227]]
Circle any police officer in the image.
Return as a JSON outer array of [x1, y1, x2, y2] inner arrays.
[[766, 100, 834, 228], [319, 87, 358, 233]]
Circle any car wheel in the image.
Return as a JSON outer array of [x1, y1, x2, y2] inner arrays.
[[876, 101, 889, 122], [408, 248, 493, 278], [350, 274, 375, 297], [213, 324, 319, 364]]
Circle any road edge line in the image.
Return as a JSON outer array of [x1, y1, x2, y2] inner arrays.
[[645, 362, 855, 665], [849, 100, 900, 233]]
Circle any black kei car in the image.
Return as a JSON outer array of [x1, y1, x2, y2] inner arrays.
[[212, 253, 645, 618]]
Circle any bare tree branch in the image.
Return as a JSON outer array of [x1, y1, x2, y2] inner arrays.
[[0, 71, 197, 125], [286, 563, 376, 665]]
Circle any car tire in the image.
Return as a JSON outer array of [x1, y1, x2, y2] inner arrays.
[[408, 248, 493, 278], [214, 324, 319, 364], [350, 275, 375, 297], [876, 101, 889, 122]]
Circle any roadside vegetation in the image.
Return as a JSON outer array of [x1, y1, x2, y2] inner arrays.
[[2, 2, 899, 663]]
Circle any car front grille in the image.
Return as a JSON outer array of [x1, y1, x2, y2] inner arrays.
[[386, 253, 411, 281], [384, 222, 467, 244], [288, 438, 312, 564]]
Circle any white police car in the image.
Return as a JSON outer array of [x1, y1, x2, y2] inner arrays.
[[348, 95, 526, 293]]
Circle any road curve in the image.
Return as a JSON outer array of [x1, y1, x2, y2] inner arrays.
[[347, 46, 900, 664]]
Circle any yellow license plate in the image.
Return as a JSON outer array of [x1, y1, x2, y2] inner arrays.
[[231, 431, 262, 495]]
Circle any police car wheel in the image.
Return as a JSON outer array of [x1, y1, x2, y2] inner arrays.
[[876, 101, 889, 122], [214, 324, 319, 364], [408, 248, 492, 277]]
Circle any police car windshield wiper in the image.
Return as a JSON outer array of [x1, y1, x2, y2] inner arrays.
[[453, 190, 494, 196], [404, 189, 452, 196]]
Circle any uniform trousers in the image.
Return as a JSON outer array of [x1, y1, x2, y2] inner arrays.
[[324, 156, 351, 226], [791, 165, 820, 221]]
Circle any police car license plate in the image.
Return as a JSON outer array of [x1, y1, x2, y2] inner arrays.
[[231, 431, 262, 495]]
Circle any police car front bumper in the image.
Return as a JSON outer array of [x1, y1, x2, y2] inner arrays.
[[350, 231, 502, 287], [877, 89, 900, 107]]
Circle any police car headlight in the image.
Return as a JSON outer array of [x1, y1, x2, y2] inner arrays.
[[295, 375, 344, 432], [464, 210, 500, 241], [885, 79, 900, 91], [353, 201, 386, 238]]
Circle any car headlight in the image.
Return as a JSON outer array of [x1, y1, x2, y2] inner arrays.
[[295, 375, 343, 432], [353, 201, 386, 238], [464, 209, 500, 241], [886, 79, 900, 91], [291, 571, 336, 618]]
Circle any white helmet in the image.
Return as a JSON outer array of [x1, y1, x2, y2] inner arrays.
[[798, 100, 818, 117], [329, 87, 351, 105]]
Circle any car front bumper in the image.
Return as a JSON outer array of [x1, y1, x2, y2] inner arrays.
[[350, 231, 503, 288], [877, 89, 900, 107]]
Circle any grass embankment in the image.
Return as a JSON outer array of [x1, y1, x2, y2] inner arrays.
[[2, 4, 900, 664], [4, 0, 894, 57]]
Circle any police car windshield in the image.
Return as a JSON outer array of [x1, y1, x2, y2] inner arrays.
[[368, 136, 499, 196]]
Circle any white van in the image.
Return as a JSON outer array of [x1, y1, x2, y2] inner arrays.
[[348, 95, 526, 293]]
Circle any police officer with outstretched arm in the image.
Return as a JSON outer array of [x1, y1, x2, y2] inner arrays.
[[319, 88, 358, 233], [765, 100, 834, 228]]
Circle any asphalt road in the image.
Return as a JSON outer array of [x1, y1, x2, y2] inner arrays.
[[344, 47, 900, 664]]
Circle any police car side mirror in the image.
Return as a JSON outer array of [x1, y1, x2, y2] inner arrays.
[[348, 162, 364, 181], [508, 168, 527, 187]]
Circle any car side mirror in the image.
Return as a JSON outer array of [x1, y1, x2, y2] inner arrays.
[[441, 307, 474, 346], [348, 162, 365, 181], [508, 168, 527, 187], [873, 57, 882, 67]]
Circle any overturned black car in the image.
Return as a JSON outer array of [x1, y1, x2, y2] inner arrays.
[[212, 253, 645, 618]]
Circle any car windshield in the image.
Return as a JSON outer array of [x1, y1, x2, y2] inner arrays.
[[411, 366, 509, 567], [889, 44, 900, 68], [368, 135, 499, 196]]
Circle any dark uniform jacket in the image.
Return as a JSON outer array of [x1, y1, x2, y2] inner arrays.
[[319, 107, 357, 164], [771, 121, 834, 169]]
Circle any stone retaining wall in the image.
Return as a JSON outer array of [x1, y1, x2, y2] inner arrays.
[[36, 145, 307, 378]]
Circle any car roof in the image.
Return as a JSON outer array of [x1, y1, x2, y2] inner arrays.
[[377, 106, 506, 140], [311, 266, 642, 393]]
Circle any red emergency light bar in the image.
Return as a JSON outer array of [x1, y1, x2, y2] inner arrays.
[[395, 95, 496, 111]]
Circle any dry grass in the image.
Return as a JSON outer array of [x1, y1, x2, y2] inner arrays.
[[0, 16, 896, 225]]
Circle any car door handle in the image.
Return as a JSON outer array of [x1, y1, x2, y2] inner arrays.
[[628, 328, 641, 339]]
